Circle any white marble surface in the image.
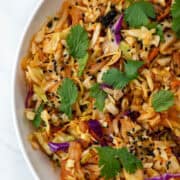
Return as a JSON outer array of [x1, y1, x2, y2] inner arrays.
[[0, 0, 41, 179]]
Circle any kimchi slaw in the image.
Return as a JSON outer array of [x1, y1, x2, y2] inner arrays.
[[21, 0, 180, 179]]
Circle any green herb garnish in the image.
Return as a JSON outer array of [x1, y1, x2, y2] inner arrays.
[[96, 146, 143, 180], [33, 103, 44, 128], [124, 60, 144, 79], [152, 90, 174, 112], [171, 0, 180, 38], [102, 68, 130, 89], [124, 1, 155, 28], [102, 60, 144, 89], [78, 53, 89, 76], [66, 25, 89, 75], [90, 83, 107, 111], [57, 78, 78, 118], [116, 147, 143, 174], [147, 23, 164, 41], [156, 24, 164, 42]]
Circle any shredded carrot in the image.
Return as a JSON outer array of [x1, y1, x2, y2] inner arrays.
[[64, 66, 71, 77], [157, 0, 172, 21], [171, 79, 180, 88], [21, 57, 29, 70], [172, 51, 180, 63], [39, 50, 46, 61], [69, 6, 82, 25], [89, 60, 107, 74], [157, 7, 170, 21], [147, 47, 159, 62], [60, 159, 72, 180]]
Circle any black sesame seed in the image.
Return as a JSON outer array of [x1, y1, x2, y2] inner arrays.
[[110, 4, 116, 9], [54, 17, 59, 21], [147, 151, 154, 156], [97, 59, 102, 63], [80, 104, 88, 112], [124, 110, 140, 121], [127, 131, 132, 136], [47, 21, 53, 28]]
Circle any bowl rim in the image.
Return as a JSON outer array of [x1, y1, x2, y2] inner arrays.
[[12, 1, 45, 179]]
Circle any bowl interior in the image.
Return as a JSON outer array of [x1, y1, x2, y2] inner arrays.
[[13, 0, 63, 179]]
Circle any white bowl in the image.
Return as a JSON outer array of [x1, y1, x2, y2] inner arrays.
[[12, 0, 63, 179]]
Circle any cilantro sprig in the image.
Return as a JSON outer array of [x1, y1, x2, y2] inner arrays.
[[102, 60, 144, 89], [117, 147, 143, 174], [96, 146, 143, 180], [147, 23, 164, 42], [102, 68, 130, 89], [33, 103, 44, 128], [66, 25, 89, 76], [124, 60, 144, 79], [78, 53, 89, 76], [57, 78, 78, 118], [124, 1, 156, 28], [152, 90, 174, 112], [90, 83, 107, 111], [171, 0, 180, 38]]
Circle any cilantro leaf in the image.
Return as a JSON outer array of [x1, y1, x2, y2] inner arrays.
[[57, 78, 78, 118], [171, 0, 180, 37], [147, 23, 164, 41], [96, 146, 122, 180], [90, 83, 107, 111], [124, 1, 155, 28], [156, 24, 164, 42], [152, 90, 174, 112], [171, 0, 180, 17], [102, 68, 130, 89], [102, 60, 143, 89], [125, 60, 144, 79], [67, 25, 89, 59], [117, 148, 143, 174], [33, 103, 44, 128], [66, 25, 89, 75], [96, 147, 143, 180], [78, 53, 89, 76], [172, 18, 180, 38]]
